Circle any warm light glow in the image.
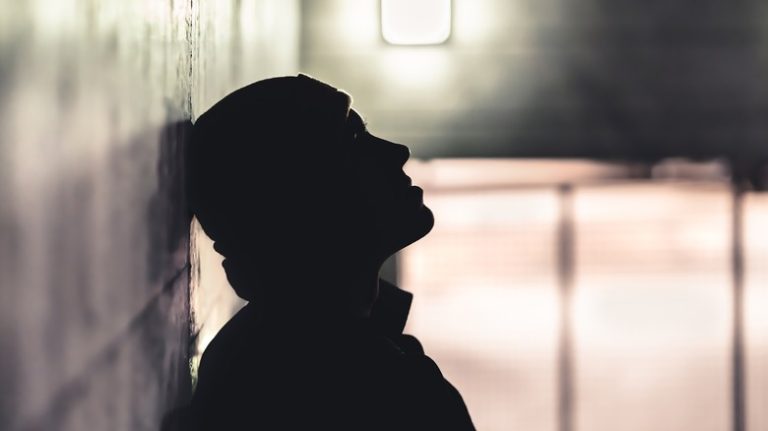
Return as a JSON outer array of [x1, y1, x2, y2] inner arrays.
[[402, 181, 561, 431], [381, 0, 451, 45], [400, 160, 746, 431]]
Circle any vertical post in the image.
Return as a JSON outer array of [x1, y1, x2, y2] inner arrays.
[[557, 184, 575, 431], [731, 182, 746, 431]]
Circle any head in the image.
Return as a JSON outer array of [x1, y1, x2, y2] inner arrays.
[[187, 75, 433, 311]]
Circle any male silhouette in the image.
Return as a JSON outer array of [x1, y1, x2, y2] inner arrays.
[[186, 74, 474, 430]]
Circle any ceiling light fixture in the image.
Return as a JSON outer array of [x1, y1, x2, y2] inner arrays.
[[381, 0, 452, 46]]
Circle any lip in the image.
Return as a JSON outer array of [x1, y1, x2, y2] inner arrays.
[[407, 185, 424, 201]]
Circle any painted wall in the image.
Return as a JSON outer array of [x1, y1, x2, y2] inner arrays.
[[0, 1, 298, 430]]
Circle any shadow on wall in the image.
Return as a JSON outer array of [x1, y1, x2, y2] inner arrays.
[[0, 119, 194, 431]]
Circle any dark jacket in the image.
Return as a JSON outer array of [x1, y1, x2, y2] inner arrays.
[[187, 281, 475, 430]]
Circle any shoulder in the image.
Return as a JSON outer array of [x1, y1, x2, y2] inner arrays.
[[390, 336, 476, 430], [196, 304, 259, 379]]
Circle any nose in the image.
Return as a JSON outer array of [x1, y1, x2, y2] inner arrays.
[[392, 142, 410, 167], [368, 133, 411, 167]]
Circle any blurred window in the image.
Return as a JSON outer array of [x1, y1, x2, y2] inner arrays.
[[745, 194, 768, 431], [402, 186, 561, 431], [400, 160, 767, 431]]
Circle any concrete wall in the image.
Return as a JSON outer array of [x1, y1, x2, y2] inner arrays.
[[301, 0, 768, 160], [188, 0, 300, 388], [0, 1, 298, 430]]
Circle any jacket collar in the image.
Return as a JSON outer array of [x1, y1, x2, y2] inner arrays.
[[370, 278, 413, 337]]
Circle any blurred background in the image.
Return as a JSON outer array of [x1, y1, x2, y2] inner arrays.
[[1, 0, 767, 430]]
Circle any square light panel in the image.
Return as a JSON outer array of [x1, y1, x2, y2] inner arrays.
[[381, 0, 452, 45]]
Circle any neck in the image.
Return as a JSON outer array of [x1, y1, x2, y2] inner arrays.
[[227, 257, 383, 321]]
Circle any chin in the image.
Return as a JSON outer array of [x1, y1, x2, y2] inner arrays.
[[413, 204, 435, 240], [383, 205, 434, 255]]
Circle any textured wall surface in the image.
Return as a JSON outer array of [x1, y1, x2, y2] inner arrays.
[[188, 0, 300, 386], [0, 1, 298, 430]]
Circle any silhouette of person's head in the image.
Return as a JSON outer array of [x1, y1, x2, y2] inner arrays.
[[188, 75, 433, 317]]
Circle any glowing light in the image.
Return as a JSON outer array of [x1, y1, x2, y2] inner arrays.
[[381, 0, 451, 45], [380, 48, 449, 88]]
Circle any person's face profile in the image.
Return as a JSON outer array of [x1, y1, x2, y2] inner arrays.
[[342, 109, 434, 259]]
